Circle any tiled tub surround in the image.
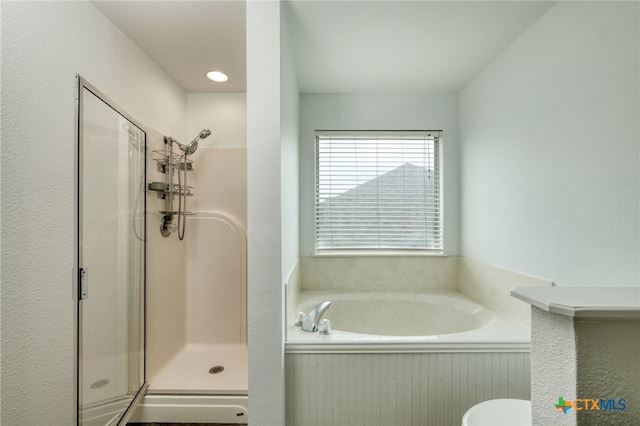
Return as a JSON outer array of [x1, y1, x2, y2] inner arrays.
[[297, 256, 552, 322], [285, 256, 552, 425], [458, 257, 552, 325], [285, 260, 302, 333], [300, 255, 458, 293]]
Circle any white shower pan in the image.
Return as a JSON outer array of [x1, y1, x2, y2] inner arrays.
[[136, 211, 248, 422]]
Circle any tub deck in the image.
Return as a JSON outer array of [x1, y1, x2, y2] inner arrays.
[[287, 290, 530, 353]]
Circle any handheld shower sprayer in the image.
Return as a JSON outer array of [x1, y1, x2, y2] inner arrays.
[[168, 128, 211, 156]]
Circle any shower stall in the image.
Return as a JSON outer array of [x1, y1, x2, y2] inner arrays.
[[75, 77, 248, 425], [136, 102, 249, 422]]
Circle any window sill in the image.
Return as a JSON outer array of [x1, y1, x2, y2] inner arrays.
[[312, 251, 448, 258]]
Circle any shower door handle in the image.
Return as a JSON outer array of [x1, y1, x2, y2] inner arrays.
[[78, 268, 88, 300]]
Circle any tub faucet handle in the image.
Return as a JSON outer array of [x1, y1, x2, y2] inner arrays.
[[294, 312, 306, 327], [319, 318, 332, 335]]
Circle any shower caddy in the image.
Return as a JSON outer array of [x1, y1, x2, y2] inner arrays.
[[148, 137, 194, 237]]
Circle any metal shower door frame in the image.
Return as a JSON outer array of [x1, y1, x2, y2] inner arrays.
[[74, 74, 148, 426]]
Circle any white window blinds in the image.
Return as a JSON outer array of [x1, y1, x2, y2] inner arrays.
[[315, 130, 442, 252]]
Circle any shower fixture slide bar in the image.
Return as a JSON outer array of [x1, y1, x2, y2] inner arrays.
[[148, 129, 211, 240]]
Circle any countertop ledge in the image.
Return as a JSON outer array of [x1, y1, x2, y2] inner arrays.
[[511, 286, 640, 319]]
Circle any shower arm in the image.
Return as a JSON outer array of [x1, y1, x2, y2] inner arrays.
[[166, 136, 188, 152], [167, 129, 211, 156]]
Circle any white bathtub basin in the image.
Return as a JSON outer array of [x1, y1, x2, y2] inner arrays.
[[300, 293, 495, 336], [288, 291, 530, 350]]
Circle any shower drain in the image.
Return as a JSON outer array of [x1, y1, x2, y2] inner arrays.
[[209, 365, 225, 374]]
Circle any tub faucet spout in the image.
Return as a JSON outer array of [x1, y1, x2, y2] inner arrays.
[[302, 301, 331, 332]]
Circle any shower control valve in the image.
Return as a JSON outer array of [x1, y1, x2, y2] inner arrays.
[[160, 214, 176, 238]]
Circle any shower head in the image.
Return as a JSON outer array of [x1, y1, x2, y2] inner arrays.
[[171, 128, 212, 156], [194, 128, 212, 141]]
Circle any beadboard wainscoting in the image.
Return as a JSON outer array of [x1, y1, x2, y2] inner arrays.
[[285, 351, 530, 426]]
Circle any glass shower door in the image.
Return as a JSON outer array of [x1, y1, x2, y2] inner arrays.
[[76, 77, 147, 426]]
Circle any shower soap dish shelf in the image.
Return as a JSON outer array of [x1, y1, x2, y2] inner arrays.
[[152, 150, 193, 173], [155, 128, 210, 239], [148, 182, 194, 199], [160, 211, 195, 216]]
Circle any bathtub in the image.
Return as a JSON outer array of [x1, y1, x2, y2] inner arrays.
[[287, 291, 530, 351], [285, 291, 531, 425]]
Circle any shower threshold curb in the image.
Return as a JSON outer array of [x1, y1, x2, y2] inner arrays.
[[128, 394, 248, 424]]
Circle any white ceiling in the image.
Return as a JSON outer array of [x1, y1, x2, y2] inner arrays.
[[92, 0, 247, 93], [93, 1, 555, 94], [286, 1, 555, 93]]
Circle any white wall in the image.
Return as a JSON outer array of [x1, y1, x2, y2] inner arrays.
[[187, 93, 247, 148], [298, 93, 459, 256], [459, 1, 639, 287], [280, 2, 300, 283], [246, 1, 285, 424], [1, 2, 186, 424]]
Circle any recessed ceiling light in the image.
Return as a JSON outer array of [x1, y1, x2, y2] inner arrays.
[[206, 71, 229, 82]]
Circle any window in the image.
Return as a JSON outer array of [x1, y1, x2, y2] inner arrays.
[[315, 130, 442, 252]]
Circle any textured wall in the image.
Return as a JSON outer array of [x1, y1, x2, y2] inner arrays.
[[286, 351, 530, 426], [530, 307, 577, 426], [459, 1, 639, 286], [575, 319, 640, 426], [530, 309, 640, 426], [280, 2, 301, 283], [1, 2, 185, 424], [246, 1, 286, 423]]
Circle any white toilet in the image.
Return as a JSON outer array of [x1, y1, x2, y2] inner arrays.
[[461, 399, 531, 426]]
